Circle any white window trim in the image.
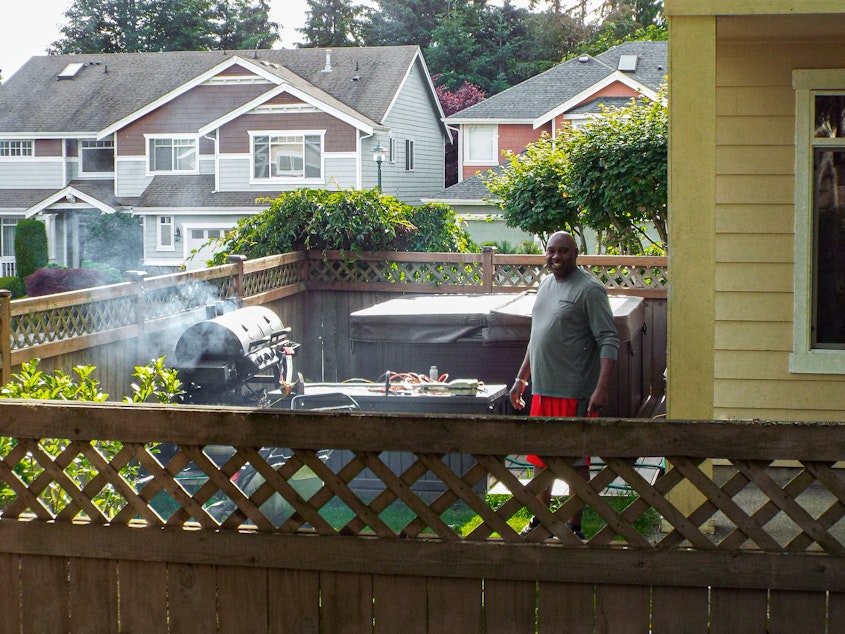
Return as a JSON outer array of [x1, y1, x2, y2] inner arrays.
[[0, 140, 34, 158], [157, 215, 175, 252], [790, 69, 845, 374], [389, 137, 396, 163], [249, 129, 325, 184], [145, 134, 199, 175], [463, 124, 498, 165], [79, 138, 115, 176]]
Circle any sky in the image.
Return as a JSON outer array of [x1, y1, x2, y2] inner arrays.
[[0, 0, 311, 81]]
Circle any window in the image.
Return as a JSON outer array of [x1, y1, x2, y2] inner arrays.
[[405, 139, 415, 171], [148, 137, 196, 173], [0, 140, 33, 157], [464, 125, 498, 164], [1, 219, 16, 257], [80, 139, 114, 174], [389, 138, 396, 163], [791, 70, 845, 373], [158, 216, 174, 251], [252, 133, 322, 180]]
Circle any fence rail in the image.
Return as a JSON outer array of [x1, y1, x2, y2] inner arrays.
[[0, 401, 843, 632], [0, 251, 667, 389]]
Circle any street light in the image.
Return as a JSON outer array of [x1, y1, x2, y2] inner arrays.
[[372, 142, 388, 190]]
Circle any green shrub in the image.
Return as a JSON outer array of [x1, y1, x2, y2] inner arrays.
[[0, 357, 184, 516], [14, 219, 48, 283], [0, 276, 25, 298], [209, 188, 477, 265]]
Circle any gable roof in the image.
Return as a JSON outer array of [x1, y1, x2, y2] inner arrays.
[[444, 40, 666, 125], [0, 46, 438, 138]]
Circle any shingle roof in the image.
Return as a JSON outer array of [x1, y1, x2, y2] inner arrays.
[[445, 40, 666, 122], [0, 46, 423, 135], [137, 175, 280, 209]]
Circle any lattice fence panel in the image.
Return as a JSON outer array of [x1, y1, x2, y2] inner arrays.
[[10, 295, 137, 350], [143, 276, 233, 320], [243, 260, 307, 296], [588, 263, 668, 291], [309, 258, 484, 287], [3, 434, 844, 555]]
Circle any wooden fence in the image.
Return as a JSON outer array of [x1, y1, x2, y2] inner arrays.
[[0, 250, 668, 399], [0, 401, 844, 632]]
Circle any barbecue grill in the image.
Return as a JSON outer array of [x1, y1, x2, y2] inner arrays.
[[172, 305, 298, 405]]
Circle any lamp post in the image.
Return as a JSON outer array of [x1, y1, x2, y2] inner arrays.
[[372, 142, 388, 190]]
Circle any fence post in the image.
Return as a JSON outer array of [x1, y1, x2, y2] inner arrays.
[[481, 246, 496, 293], [227, 255, 246, 307], [125, 271, 147, 363], [0, 290, 10, 385]]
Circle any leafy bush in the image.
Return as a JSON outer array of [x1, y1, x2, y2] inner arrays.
[[209, 188, 477, 264], [0, 357, 184, 516], [81, 260, 126, 284], [14, 219, 48, 284], [24, 267, 109, 297], [0, 276, 25, 298]]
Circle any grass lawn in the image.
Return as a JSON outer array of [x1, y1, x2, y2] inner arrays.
[[319, 493, 660, 539]]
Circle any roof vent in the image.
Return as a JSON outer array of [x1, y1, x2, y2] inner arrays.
[[578, 55, 590, 63], [618, 54, 638, 72], [322, 49, 332, 73], [57, 62, 85, 80]]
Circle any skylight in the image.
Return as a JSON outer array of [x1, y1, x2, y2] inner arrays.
[[58, 63, 85, 79], [618, 55, 638, 72]]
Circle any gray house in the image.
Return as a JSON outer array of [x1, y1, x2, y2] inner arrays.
[[0, 47, 449, 272]]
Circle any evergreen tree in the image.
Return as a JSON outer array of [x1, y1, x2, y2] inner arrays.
[[49, 0, 279, 54], [299, 0, 365, 47]]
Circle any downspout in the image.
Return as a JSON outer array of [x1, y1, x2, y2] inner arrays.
[[203, 131, 219, 193], [359, 131, 374, 190]]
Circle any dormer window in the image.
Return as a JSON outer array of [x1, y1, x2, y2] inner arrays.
[[0, 140, 33, 157], [147, 136, 197, 173]]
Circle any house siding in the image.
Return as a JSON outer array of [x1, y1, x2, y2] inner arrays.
[[0, 160, 63, 188], [712, 31, 845, 420], [216, 152, 356, 192], [219, 112, 357, 154], [379, 61, 446, 203], [668, 8, 845, 421], [460, 122, 552, 181]]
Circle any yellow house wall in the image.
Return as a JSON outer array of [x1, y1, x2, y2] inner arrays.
[[667, 5, 845, 421]]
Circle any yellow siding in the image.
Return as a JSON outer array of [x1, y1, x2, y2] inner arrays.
[[668, 9, 845, 422], [715, 262, 793, 292], [666, 15, 717, 421], [715, 321, 792, 350], [715, 205, 794, 234], [666, 1, 845, 16]]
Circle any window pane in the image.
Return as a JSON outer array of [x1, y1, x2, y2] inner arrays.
[[2, 221, 15, 257], [304, 135, 321, 177], [254, 136, 270, 178], [815, 95, 845, 138], [813, 148, 845, 346], [271, 137, 303, 177]]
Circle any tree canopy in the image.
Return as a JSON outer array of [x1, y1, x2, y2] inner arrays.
[[482, 91, 668, 254], [49, 0, 279, 54], [299, 0, 665, 96]]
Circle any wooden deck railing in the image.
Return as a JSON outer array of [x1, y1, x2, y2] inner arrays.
[[0, 401, 842, 632], [0, 250, 667, 387]]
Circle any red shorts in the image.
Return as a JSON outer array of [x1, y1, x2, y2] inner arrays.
[[526, 395, 594, 468]]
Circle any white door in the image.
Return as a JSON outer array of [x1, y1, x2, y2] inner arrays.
[[183, 227, 226, 271]]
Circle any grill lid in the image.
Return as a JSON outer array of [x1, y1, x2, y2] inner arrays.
[[174, 306, 289, 367]]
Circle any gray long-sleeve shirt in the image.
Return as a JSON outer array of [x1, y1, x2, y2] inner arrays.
[[528, 269, 620, 399]]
